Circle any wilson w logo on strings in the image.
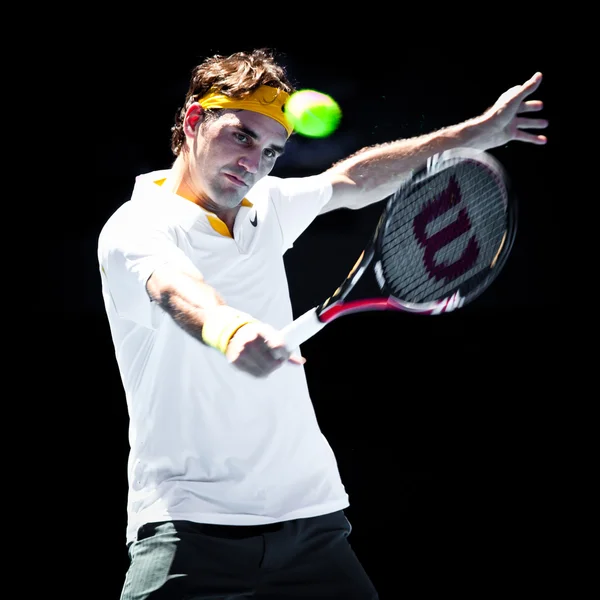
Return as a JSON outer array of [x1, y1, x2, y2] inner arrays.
[[412, 175, 480, 282]]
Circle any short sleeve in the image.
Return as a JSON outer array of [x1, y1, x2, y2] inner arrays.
[[264, 174, 333, 251], [97, 201, 197, 329]]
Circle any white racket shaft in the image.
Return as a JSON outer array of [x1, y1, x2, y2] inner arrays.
[[281, 307, 325, 350]]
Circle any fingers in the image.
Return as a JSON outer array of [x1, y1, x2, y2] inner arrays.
[[517, 72, 543, 101], [519, 99, 544, 113], [516, 117, 549, 130], [237, 345, 305, 377], [268, 345, 290, 361], [500, 73, 542, 108], [492, 73, 544, 114], [232, 353, 271, 377], [514, 130, 548, 145], [514, 111, 548, 145], [268, 343, 306, 365], [477, 72, 547, 149], [226, 322, 306, 377]]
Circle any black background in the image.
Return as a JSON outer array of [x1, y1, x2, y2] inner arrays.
[[57, 30, 567, 598]]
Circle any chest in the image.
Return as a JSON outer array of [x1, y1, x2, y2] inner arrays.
[[175, 203, 290, 315]]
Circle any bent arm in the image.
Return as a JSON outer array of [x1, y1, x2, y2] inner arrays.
[[146, 263, 225, 343], [146, 263, 303, 376]]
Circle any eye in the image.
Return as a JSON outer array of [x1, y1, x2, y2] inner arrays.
[[234, 132, 250, 144], [264, 148, 277, 159]]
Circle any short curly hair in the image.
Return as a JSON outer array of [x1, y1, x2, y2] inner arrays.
[[170, 48, 296, 156]]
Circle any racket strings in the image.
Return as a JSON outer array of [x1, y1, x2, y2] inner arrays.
[[380, 161, 508, 303], [383, 179, 506, 271], [386, 181, 506, 299], [382, 175, 505, 257]]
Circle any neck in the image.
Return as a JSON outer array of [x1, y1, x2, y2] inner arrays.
[[163, 154, 199, 205], [165, 155, 240, 233]]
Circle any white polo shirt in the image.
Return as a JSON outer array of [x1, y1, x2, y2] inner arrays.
[[97, 169, 349, 544]]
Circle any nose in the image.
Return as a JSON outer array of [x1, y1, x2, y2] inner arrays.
[[238, 151, 260, 174]]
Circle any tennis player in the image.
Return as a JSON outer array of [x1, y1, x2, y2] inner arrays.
[[98, 48, 548, 599]]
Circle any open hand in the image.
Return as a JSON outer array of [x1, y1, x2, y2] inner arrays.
[[473, 72, 548, 150]]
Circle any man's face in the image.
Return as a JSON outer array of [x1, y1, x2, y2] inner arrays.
[[189, 108, 288, 211]]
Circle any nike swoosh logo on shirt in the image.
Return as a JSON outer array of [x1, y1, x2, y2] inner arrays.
[[250, 211, 258, 227]]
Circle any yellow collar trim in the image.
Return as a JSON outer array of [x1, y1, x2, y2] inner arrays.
[[154, 177, 252, 238], [198, 85, 293, 137]]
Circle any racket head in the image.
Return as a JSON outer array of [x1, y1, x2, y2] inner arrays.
[[373, 148, 517, 314]]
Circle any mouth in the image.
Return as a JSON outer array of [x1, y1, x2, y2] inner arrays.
[[223, 173, 248, 187]]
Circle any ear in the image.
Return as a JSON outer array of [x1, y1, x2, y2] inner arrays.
[[183, 103, 205, 138]]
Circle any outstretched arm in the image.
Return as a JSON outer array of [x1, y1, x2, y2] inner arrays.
[[321, 72, 547, 213]]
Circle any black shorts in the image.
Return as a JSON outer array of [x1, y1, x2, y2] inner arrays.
[[120, 509, 378, 599]]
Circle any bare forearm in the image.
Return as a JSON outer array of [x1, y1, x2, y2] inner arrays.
[[323, 71, 548, 213], [145, 263, 301, 376], [146, 265, 225, 342], [323, 117, 482, 212]]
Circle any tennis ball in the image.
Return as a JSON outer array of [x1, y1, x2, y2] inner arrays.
[[284, 89, 342, 138]]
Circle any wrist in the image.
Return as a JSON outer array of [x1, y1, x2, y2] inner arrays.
[[457, 114, 492, 151], [201, 305, 256, 354]]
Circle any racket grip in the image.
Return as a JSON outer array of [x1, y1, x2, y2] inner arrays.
[[281, 307, 325, 350]]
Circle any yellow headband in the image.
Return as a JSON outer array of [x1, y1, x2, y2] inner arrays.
[[197, 85, 294, 137]]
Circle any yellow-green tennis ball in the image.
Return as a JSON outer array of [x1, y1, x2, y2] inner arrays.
[[285, 90, 342, 138]]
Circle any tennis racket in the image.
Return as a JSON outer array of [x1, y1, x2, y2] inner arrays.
[[282, 147, 517, 350]]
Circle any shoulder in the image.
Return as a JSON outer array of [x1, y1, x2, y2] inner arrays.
[[99, 197, 164, 240], [100, 170, 198, 239], [247, 173, 332, 203]]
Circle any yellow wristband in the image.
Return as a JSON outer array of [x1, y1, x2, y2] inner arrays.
[[201, 306, 256, 354]]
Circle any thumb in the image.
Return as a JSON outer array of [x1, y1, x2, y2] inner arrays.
[[268, 344, 306, 365], [288, 354, 306, 365]]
